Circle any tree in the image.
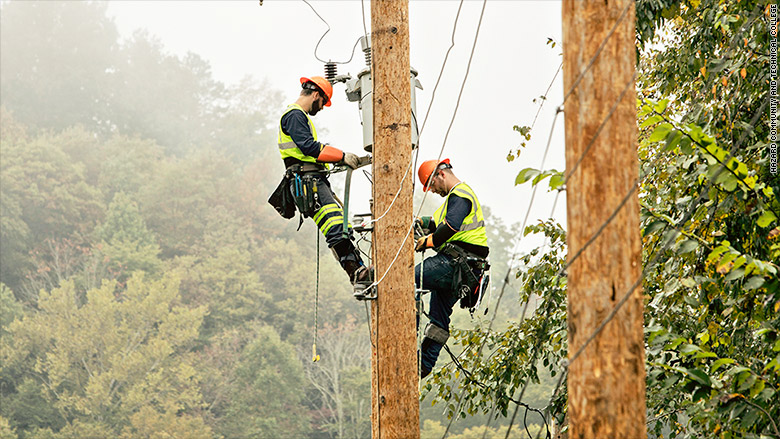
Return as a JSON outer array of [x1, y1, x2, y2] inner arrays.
[[109, 30, 234, 156], [0, 273, 211, 437], [635, 1, 779, 436], [172, 243, 271, 341], [302, 319, 371, 439], [95, 192, 162, 284], [198, 326, 311, 439], [426, 1, 780, 437], [0, 1, 118, 132], [0, 121, 104, 294], [138, 148, 243, 257]]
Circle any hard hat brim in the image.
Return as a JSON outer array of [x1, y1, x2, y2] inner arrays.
[[300, 76, 332, 107]]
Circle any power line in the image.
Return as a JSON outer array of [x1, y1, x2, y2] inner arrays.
[[302, 0, 363, 64], [560, 0, 633, 105], [365, 0, 488, 296], [564, 71, 636, 182], [418, 0, 466, 138], [438, 49, 565, 439], [537, 99, 770, 434], [418, 0, 487, 227]]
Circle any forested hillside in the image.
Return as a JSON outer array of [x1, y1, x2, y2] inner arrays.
[[0, 2, 527, 438]]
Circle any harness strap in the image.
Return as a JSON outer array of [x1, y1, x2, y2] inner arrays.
[[287, 162, 327, 174]]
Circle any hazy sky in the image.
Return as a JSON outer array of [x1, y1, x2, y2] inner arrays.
[[107, 0, 566, 252]]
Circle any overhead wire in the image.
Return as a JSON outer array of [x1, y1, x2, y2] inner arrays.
[[532, 91, 770, 438], [439, 33, 565, 439], [560, 0, 633, 105], [418, 0, 487, 219], [363, 0, 486, 297], [302, 0, 363, 64], [440, 4, 637, 432]]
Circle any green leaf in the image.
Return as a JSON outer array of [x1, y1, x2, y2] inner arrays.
[[681, 367, 712, 386], [653, 99, 669, 114], [515, 167, 541, 185], [680, 344, 702, 355], [665, 129, 683, 151], [679, 136, 693, 155], [532, 170, 553, 186], [724, 268, 745, 282], [640, 114, 663, 128], [711, 358, 735, 373], [744, 276, 765, 290], [648, 122, 673, 142], [549, 172, 565, 190], [644, 220, 666, 236], [677, 239, 699, 254], [757, 210, 777, 228]]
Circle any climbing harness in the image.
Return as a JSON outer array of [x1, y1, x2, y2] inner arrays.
[[438, 243, 490, 315]]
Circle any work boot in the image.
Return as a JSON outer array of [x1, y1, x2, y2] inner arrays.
[[352, 265, 374, 284], [352, 266, 375, 300]]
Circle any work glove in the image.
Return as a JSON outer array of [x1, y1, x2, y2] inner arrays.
[[341, 152, 361, 170], [415, 216, 434, 233], [415, 234, 434, 252]]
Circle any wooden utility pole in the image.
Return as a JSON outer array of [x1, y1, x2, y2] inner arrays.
[[370, 0, 419, 438], [561, 0, 646, 437]]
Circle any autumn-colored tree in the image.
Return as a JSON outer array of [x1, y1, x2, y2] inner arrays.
[[1, 273, 210, 438]]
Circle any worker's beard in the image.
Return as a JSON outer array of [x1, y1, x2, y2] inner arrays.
[[309, 99, 322, 116]]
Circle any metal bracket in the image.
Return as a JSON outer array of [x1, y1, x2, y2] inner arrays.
[[354, 282, 377, 301]]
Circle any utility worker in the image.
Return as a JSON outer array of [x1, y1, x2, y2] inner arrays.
[[278, 76, 370, 284], [415, 158, 489, 378]]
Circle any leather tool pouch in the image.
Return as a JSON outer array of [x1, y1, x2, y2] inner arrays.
[[268, 174, 296, 219]]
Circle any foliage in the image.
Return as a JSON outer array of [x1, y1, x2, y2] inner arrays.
[[0, 1, 543, 437], [423, 221, 567, 429], [428, 1, 779, 438], [95, 192, 162, 284], [635, 1, 779, 436], [0, 273, 210, 438], [0, 120, 104, 293], [199, 326, 311, 438], [420, 419, 539, 439]]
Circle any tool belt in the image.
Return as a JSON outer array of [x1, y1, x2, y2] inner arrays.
[[267, 163, 326, 228], [286, 166, 323, 219], [286, 162, 327, 174], [439, 243, 490, 310]]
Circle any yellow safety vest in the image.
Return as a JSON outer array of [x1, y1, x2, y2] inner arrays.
[[278, 103, 328, 167], [432, 182, 487, 249]]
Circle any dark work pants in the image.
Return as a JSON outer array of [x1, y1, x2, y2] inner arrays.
[[415, 253, 459, 374], [288, 174, 353, 248]]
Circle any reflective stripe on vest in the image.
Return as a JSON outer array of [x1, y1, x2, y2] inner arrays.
[[432, 182, 488, 248], [278, 103, 322, 165]]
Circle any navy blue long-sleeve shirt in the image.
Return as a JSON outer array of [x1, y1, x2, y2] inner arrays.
[[280, 109, 323, 167], [431, 194, 489, 257]]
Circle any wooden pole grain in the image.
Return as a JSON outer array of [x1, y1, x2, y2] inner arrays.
[[370, 0, 419, 437], [562, 0, 647, 437]]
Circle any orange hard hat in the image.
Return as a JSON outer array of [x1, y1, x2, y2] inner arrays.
[[418, 158, 451, 191], [300, 76, 333, 107]]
